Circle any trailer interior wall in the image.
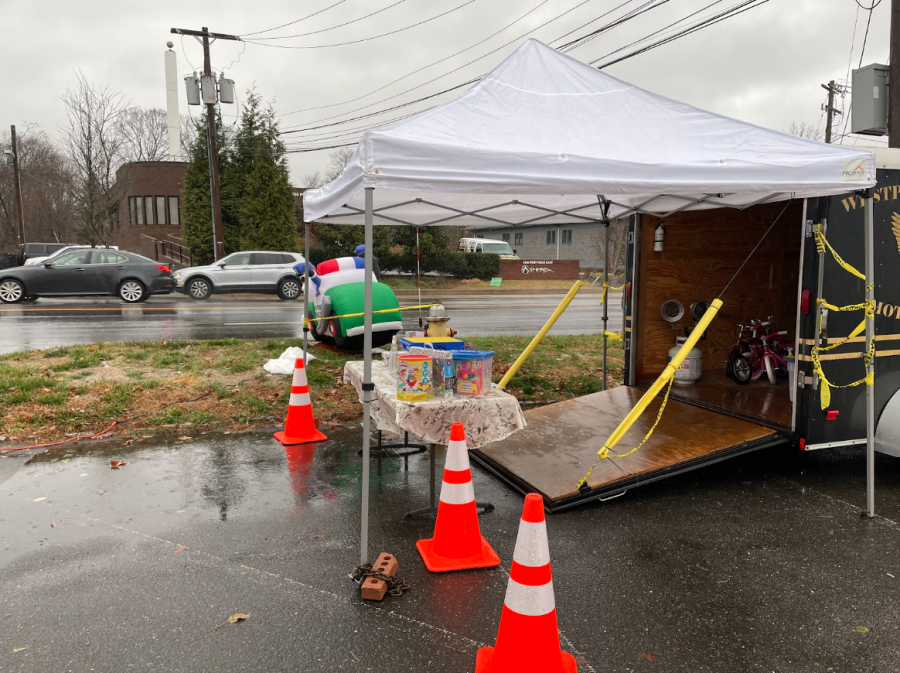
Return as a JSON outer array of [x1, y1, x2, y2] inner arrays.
[[633, 200, 805, 429]]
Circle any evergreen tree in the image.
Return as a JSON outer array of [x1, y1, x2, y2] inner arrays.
[[229, 90, 298, 252]]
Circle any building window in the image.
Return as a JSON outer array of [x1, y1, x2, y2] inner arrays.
[[476, 234, 484, 239], [135, 197, 144, 224], [502, 233, 510, 242], [561, 229, 572, 245], [168, 196, 181, 226], [546, 229, 557, 245], [144, 196, 155, 225], [514, 232, 523, 246], [156, 196, 167, 225]]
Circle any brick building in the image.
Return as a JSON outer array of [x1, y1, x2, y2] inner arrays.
[[112, 161, 188, 259]]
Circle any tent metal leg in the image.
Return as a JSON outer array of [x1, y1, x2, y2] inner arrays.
[[303, 220, 311, 363], [360, 188, 374, 566], [602, 217, 610, 391], [863, 192, 876, 520]]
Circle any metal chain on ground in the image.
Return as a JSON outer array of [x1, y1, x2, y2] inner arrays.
[[576, 376, 675, 491], [811, 226, 875, 409], [350, 563, 410, 596]]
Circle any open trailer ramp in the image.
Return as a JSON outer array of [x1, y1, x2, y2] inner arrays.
[[470, 386, 786, 512]]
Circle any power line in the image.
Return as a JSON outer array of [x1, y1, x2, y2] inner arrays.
[[854, 0, 882, 9], [584, 0, 727, 62], [558, 0, 674, 52], [276, 0, 552, 117], [284, 0, 772, 150], [241, 0, 349, 38], [244, 1, 477, 50], [592, 0, 770, 68], [858, 0, 876, 68], [248, 0, 407, 40], [278, 0, 635, 134]]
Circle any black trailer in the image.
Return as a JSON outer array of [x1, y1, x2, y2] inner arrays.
[[472, 152, 899, 512]]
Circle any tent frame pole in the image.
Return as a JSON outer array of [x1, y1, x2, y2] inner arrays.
[[864, 190, 876, 520], [360, 187, 375, 565], [303, 221, 311, 362], [599, 197, 611, 391]]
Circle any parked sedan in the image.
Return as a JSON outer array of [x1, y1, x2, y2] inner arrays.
[[173, 251, 306, 301], [0, 249, 175, 303]]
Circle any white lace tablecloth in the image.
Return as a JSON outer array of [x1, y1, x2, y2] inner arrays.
[[343, 360, 526, 448]]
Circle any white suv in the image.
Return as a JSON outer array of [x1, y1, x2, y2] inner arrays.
[[173, 251, 306, 301]]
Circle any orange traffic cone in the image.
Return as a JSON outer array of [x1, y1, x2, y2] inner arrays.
[[416, 422, 500, 572], [273, 358, 327, 446], [475, 493, 577, 673]]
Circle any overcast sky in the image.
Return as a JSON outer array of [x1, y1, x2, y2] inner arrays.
[[4, 0, 890, 183]]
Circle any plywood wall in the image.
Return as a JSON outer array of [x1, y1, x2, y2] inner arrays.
[[635, 201, 804, 381]]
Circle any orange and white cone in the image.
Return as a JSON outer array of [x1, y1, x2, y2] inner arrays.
[[416, 422, 501, 572], [475, 493, 577, 673], [273, 358, 327, 446]]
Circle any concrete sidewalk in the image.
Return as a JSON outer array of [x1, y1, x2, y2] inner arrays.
[[2, 430, 898, 672]]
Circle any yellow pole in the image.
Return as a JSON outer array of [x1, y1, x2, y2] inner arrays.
[[597, 299, 723, 455], [496, 280, 584, 391]]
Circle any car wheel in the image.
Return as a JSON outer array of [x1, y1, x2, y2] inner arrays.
[[277, 277, 302, 301], [118, 279, 146, 303], [187, 277, 211, 300], [0, 279, 25, 304]]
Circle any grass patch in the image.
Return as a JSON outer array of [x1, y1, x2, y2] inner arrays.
[[0, 335, 619, 445], [36, 391, 70, 406]]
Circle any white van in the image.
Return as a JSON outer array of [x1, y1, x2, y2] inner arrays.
[[457, 237, 519, 260]]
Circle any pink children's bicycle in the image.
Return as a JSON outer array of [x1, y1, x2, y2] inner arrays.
[[726, 318, 793, 385]]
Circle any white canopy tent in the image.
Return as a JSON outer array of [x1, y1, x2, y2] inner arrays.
[[302, 39, 877, 566]]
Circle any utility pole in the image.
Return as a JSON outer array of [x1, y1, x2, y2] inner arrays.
[[9, 125, 25, 246], [891, 0, 900, 147], [170, 26, 240, 260], [821, 81, 840, 144]]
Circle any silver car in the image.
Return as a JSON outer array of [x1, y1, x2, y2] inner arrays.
[[173, 251, 306, 301]]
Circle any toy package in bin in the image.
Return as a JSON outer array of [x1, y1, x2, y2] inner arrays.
[[453, 348, 494, 396], [408, 346, 454, 398]]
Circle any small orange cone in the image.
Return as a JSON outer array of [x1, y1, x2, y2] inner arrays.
[[475, 493, 577, 673], [273, 358, 327, 446], [416, 423, 500, 572]]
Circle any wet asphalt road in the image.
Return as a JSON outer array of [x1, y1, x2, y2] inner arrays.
[[0, 292, 621, 354], [2, 429, 900, 672]]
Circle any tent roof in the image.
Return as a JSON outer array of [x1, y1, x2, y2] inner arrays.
[[303, 39, 876, 226]]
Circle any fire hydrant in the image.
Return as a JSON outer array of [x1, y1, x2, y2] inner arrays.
[[424, 303, 456, 338]]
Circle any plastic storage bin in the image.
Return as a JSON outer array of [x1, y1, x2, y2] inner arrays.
[[397, 354, 433, 402], [399, 337, 464, 351], [453, 349, 494, 396]]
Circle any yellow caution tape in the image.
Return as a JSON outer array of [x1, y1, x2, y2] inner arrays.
[[815, 226, 866, 281], [306, 303, 435, 324], [575, 376, 675, 491], [812, 227, 875, 410], [603, 331, 623, 341], [601, 281, 626, 307]]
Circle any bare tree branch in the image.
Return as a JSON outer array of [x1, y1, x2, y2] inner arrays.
[[119, 108, 169, 162], [786, 121, 824, 142], [61, 71, 129, 245]]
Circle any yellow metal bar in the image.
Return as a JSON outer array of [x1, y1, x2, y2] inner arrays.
[[496, 280, 585, 391], [597, 298, 723, 455]]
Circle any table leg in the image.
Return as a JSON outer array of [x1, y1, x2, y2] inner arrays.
[[404, 444, 494, 518]]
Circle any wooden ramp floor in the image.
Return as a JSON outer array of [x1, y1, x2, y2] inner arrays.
[[471, 386, 785, 511]]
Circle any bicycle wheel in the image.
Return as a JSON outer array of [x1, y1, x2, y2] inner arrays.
[[731, 355, 752, 385], [764, 355, 777, 385]]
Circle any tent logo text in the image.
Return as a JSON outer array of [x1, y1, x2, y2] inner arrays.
[[842, 160, 868, 182]]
